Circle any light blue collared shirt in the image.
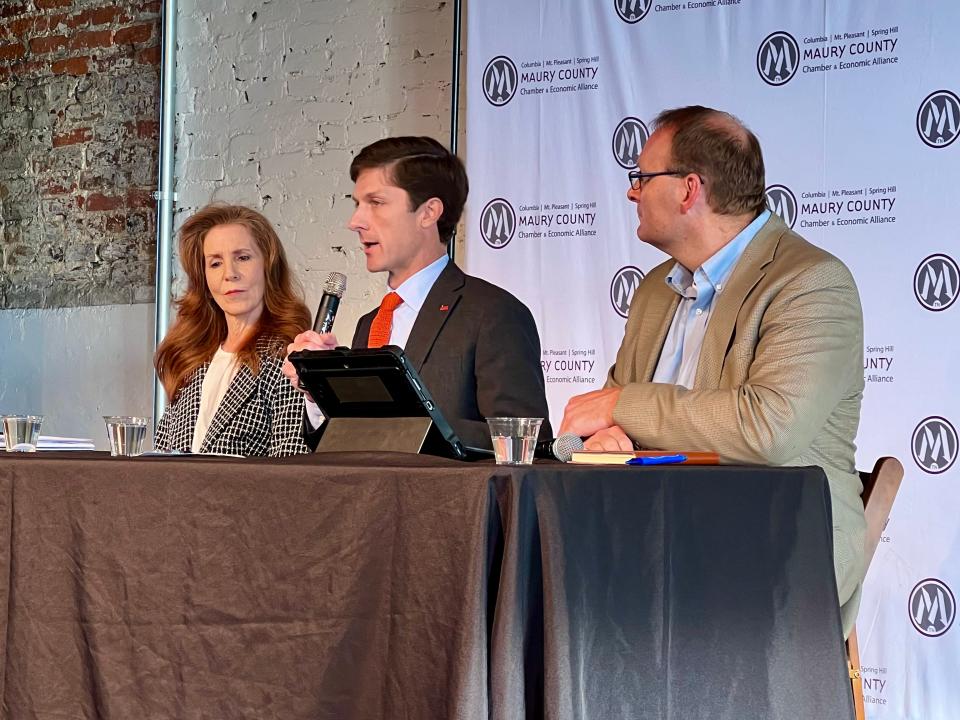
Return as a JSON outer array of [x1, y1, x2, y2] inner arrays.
[[388, 254, 449, 347], [651, 210, 770, 389]]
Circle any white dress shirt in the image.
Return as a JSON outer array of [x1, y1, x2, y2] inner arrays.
[[382, 254, 449, 348], [192, 346, 240, 452]]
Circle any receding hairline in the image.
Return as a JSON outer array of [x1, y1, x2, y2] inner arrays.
[[654, 107, 753, 152], [702, 112, 752, 149]]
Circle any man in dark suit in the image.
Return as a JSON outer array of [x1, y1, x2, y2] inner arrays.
[[282, 136, 551, 450]]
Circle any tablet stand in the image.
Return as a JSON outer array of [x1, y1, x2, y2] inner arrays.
[[316, 417, 435, 454]]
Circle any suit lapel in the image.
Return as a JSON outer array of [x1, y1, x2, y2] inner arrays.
[[695, 215, 785, 387], [199, 362, 257, 452], [353, 312, 374, 349], [402, 262, 464, 372]]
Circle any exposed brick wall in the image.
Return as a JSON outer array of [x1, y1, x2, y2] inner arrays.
[[0, 0, 161, 309]]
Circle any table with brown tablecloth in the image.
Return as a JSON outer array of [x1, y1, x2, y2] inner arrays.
[[0, 452, 854, 719]]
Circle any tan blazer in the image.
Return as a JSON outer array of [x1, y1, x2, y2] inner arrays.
[[608, 214, 866, 635]]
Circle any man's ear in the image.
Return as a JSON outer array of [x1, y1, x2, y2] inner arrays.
[[679, 174, 704, 214], [419, 197, 444, 228]]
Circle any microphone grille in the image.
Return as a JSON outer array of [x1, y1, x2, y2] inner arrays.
[[323, 271, 347, 297], [552, 433, 585, 462]]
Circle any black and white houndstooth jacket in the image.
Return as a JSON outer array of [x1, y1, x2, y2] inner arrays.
[[155, 335, 310, 457]]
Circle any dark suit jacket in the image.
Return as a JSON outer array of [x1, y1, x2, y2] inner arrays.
[[307, 262, 551, 451]]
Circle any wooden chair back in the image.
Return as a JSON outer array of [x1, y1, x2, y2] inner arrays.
[[849, 456, 904, 720], [858, 457, 905, 567]]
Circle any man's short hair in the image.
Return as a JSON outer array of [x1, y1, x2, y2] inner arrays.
[[349, 136, 469, 243], [653, 106, 768, 218]]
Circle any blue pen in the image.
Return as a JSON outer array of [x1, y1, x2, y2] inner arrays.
[[626, 454, 687, 466]]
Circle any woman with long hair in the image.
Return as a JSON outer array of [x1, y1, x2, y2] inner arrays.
[[154, 204, 311, 456]]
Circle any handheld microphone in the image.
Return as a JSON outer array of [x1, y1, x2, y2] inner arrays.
[[312, 272, 347, 334], [534, 433, 585, 462]]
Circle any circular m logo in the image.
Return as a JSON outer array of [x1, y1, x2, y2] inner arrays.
[[614, 0, 651, 24], [757, 32, 799, 86], [911, 416, 958, 474], [480, 198, 516, 249], [483, 56, 518, 107], [914, 254, 959, 311], [909, 579, 956, 637], [610, 266, 645, 318], [917, 90, 960, 148], [612, 117, 649, 169], [765, 184, 797, 229]]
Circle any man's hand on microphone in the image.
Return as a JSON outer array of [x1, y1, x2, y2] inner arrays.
[[282, 330, 339, 396], [559, 386, 622, 438], [583, 425, 633, 452]]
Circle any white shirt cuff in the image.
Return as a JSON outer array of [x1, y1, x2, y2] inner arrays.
[[304, 396, 326, 430]]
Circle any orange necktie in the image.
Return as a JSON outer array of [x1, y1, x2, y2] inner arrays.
[[367, 291, 403, 348]]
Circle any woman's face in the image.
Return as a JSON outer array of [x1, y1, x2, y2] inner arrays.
[[202, 223, 267, 327]]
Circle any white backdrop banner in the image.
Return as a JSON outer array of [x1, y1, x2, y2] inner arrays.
[[466, 1, 958, 717]]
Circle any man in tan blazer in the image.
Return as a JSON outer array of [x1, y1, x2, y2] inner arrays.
[[560, 106, 866, 635]]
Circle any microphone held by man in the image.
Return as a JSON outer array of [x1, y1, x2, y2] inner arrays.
[[312, 272, 347, 334], [283, 271, 347, 398]]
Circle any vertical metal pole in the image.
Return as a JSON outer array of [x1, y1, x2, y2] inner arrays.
[[152, 0, 178, 429], [447, 0, 463, 261]]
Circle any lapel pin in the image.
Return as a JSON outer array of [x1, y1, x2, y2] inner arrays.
[[439, 304, 449, 312]]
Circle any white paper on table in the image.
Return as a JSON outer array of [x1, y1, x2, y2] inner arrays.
[[0, 434, 96, 451]]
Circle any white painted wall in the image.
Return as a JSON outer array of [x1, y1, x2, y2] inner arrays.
[[174, 0, 458, 333], [0, 304, 156, 450]]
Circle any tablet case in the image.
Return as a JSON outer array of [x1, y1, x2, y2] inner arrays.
[[288, 346, 471, 460]]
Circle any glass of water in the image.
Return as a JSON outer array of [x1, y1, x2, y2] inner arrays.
[[486, 417, 543, 465], [103, 416, 148, 457], [2, 415, 44, 452]]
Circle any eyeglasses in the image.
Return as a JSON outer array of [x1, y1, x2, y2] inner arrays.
[[628, 169, 704, 190]]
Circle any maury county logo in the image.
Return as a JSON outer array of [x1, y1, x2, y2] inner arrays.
[[614, 0, 651, 24], [483, 56, 518, 106], [610, 266, 645, 318], [479, 198, 515, 249], [917, 90, 960, 148], [911, 416, 958, 474], [612, 117, 649, 169], [765, 185, 797, 229], [757, 31, 799, 85], [910, 579, 956, 637], [914, 254, 959, 311]]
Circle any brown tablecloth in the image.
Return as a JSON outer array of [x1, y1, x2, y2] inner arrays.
[[0, 452, 854, 719]]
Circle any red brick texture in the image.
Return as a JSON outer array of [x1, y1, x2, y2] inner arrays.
[[0, 1, 162, 308]]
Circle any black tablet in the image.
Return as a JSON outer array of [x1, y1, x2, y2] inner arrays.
[[287, 346, 470, 460]]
